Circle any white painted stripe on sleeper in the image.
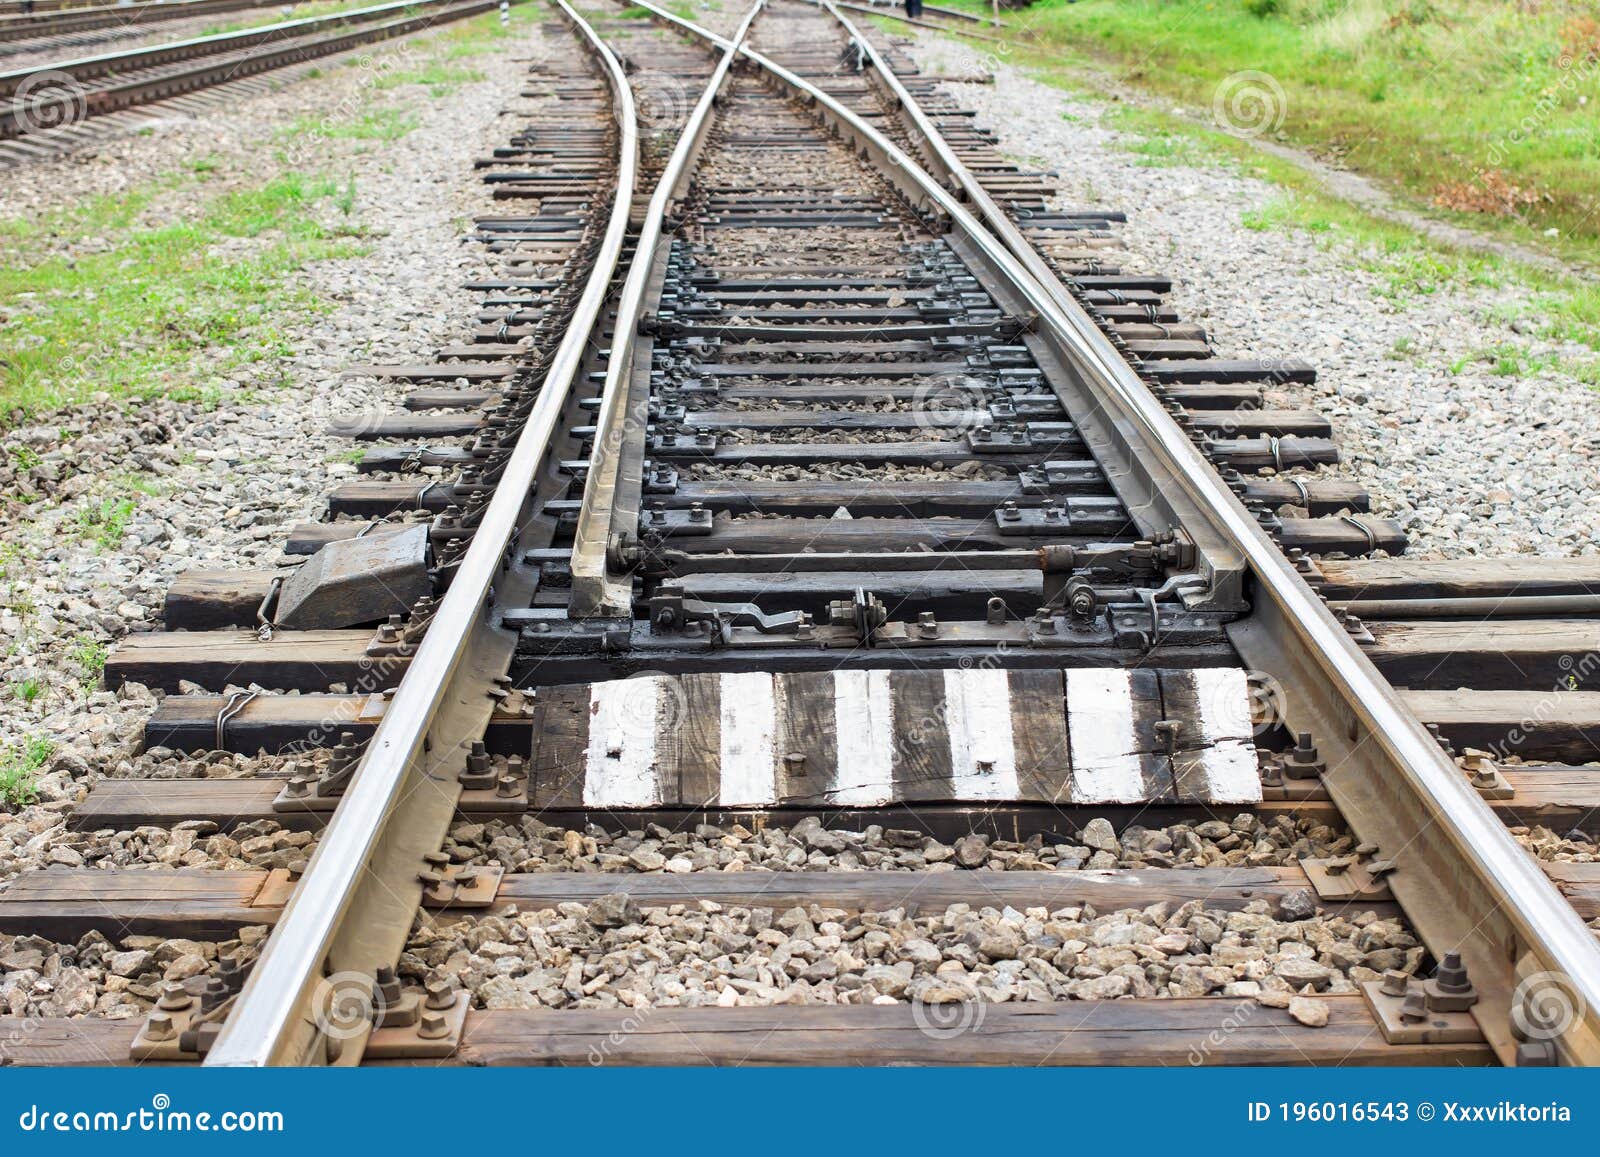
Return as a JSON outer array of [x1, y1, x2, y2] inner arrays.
[[944, 668, 1019, 800], [1065, 668, 1145, 804], [830, 669, 896, 806], [1191, 667, 1261, 803], [718, 672, 777, 806], [583, 677, 662, 807]]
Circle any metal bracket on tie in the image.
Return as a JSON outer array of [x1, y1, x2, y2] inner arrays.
[[1341, 514, 1378, 553], [254, 576, 284, 642], [215, 689, 259, 751], [1302, 848, 1395, 902]]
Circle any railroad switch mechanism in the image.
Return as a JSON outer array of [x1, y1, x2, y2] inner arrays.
[[274, 522, 432, 630], [1361, 955, 1483, 1046]]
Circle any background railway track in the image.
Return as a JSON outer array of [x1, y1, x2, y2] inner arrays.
[[0, 0, 517, 163], [1, 0, 1598, 1070]]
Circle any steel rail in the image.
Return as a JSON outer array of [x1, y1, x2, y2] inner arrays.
[[204, 0, 639, 1067], [0, 0, 484, 96], [3, 0, 512, 139], [830, 0, 1006, 42], [819, 0, 1600, 1067], [0, 0, 284, 40], [628, 0, 1600, 1064], [568, 0, 765, 617]]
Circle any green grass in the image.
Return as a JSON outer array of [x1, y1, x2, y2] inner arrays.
[[75, 495, 138, 551], [197, 0, 361, 38], [0, 172, 366, 424], [372, 3, 539, 94], [70, 638, 108, 689], [375, 60, 486, 96], [16, 678, 43, 706], [1020, 92, 1600, 362], [0, 736, 53, 809], [948, 0, 1600, 255], [284, 108, 420, 144]]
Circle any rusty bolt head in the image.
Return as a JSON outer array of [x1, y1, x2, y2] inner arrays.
[[425, 979, 457, 1011], [158, 982, 193, 1011], [145, 1011, 176, 1042], [1380, 969, 1411, 998], [1399, 988, 1429, 1023], [418, 1011, 450, 1041]]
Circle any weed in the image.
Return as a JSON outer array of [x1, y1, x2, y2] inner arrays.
[[75, 496, 137, 551], [71, 637, 108, 688], [0, 736, 53, 809]]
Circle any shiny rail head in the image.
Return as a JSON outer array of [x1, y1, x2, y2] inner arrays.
[[204, 0, 640, 1068], [618, 0, 1600, 1064]]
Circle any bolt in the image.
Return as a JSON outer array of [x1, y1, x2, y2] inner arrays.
[[1424, 950, 1478, 1012], [1281, 732, 1325, 780], [1380, 969, 1410, 998], [1399, 987, 1429, 1023], [418, 1011, 450, 1041], [986, 597, 1006, 625], [145, 1011, 176, 1042], [917, 611, 939, 639], [497, 774, 521, 798], [425, 979, 457, 1011], [784, 752, 808, 777], [998, 500, 1020, 521], [158, 983, 192, 1012]]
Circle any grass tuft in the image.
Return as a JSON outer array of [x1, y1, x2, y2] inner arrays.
[[0, 736, 53, 809]]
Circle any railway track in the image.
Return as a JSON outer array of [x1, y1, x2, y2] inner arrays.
[[2, 0, 1600, 1068], [0, 0, 302, 72], [0, 0, 514, 162], [0, 0, 291, 61]]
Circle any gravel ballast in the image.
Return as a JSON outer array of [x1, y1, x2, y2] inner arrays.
[[909, 33, 1599, 559], [407, 893, 1409, 1012], [443, 813, 1352, 873], [0, 16, 558, 814]]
